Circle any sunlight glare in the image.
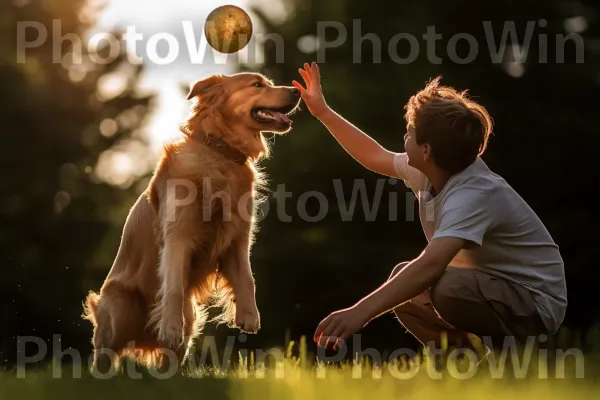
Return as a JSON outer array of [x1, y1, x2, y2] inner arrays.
[[90, 0, 291, 185], [92, 0, 250, 155]]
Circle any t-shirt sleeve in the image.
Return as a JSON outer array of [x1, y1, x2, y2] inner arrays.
[[392, 153, 427, 191], [432, 189, 497, 246]]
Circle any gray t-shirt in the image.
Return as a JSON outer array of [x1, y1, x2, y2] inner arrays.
[[393, 153, 567, 333]]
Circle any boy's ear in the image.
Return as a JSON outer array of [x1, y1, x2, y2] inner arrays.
[[186, 75, 225, 106], [422, 143, 432, 162]]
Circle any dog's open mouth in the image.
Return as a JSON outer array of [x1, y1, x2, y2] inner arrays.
[[251, 103, 297, 125]]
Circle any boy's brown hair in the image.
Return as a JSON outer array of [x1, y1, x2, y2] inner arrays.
[[404, 76, 493, 174]]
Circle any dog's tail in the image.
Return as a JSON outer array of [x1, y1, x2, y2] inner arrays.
[[82, 290, 101, 327]]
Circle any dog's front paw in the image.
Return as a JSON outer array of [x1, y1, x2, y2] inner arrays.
[[235, 305, 260, 334], [157, 317, 184, 350]]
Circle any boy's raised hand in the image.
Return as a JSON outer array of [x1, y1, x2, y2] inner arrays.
[[293, 62, 329, 119]]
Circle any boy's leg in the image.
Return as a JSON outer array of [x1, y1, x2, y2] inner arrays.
[[388, 263, 547, 353], [429, 266, 547, 352], [388, 262, 477, 351]]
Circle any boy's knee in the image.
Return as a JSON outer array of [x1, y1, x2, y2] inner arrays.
[[388, 261, 410, 281], [393, 292, 432, 317], [430, 268, 508, 339], [429, 270, 475, 324], [430, 273, 453, 307]]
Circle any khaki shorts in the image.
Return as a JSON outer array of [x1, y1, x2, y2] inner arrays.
[[392, 264, 547, 351]]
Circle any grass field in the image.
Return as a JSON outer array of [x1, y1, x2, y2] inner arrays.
[[2, 336, 599, 399]]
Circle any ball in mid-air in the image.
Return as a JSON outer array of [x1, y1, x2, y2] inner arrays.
[[204, 5, 253, 54]]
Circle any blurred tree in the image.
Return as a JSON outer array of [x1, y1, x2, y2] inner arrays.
[[236, 0, 600, 355], [0, 0, 152, 366]]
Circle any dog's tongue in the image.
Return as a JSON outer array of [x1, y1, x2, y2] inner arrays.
[[268, 110, 292, 124]]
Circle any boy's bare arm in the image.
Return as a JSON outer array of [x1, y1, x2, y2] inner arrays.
[[318, 108, 398, 177], [313, 236, 465, 350], [293, 62, 398, 177]]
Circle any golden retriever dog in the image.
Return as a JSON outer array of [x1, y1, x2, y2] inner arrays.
[[83, 72, 301, 373]]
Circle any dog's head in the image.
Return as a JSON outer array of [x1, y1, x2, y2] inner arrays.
[[186, 72, 301, 135]]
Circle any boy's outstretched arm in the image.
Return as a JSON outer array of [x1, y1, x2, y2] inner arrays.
[[293, 62, 398, 178]]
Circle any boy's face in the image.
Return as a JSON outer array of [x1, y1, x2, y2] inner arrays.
[[404, 125, 421, 168], [404, 124, 431, 171]]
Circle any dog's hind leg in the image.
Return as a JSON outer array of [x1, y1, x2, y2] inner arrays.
[[85, 291, 114, 374], [89, 283, 146, 374]]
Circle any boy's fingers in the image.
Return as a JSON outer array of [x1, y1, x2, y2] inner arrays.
[[333, 334, 348, 351], [314, 316, 333, 342], [319, 322, 336, 344], [319, 327, 340, 348], [298, 67, 308, 80], [303, 63, 311, 79], [325, 327, 344, 349], [318, 334, 329, 348], [314, 320, 329, 342], [313, 62, 321, 85], [292, 80, 308, 98], [298, 69, 311, 91], [292, 80, 304, 91]]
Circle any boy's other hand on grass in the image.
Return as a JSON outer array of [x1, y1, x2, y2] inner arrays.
[[313, 305, 369, 351], [293, 62, 329, 119]]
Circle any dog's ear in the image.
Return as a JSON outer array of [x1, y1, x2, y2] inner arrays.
[[186, 75, 224, 106]]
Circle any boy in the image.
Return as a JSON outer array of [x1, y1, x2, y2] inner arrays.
[[292, 62, 567, 353]]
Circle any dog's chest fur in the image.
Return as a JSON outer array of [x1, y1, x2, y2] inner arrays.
[[152, 141, 258, 264]]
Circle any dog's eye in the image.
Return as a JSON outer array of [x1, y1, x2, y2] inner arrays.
[[252, 82, 264, 88]]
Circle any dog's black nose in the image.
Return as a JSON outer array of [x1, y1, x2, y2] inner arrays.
[[290, 87, 300, 97]]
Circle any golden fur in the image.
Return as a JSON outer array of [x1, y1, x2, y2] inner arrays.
[[83, 73, 301, 372]]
